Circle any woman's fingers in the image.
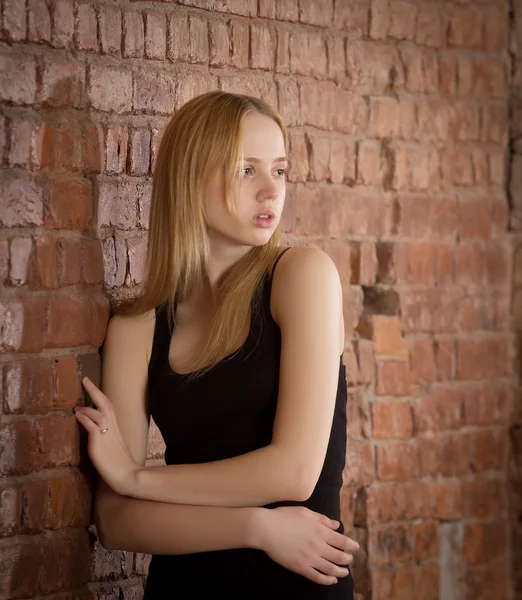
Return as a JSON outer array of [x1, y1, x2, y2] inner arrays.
[[327, 530, 359, 553], [75, 406, 105, 427], [322, 545, 353, 566], [301, 567, 337, 586], [74, 409, 100, 434], [312, 556, 350, 579], [81, 377, 110, 411]]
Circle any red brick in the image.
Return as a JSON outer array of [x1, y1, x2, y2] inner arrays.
[[483, 102, 508, 145], [9, 237, 33, 287], [441, 149, 473, 187], [229, 18, 249, 69], [409, 339, 437, 384], [448, 10, 483, 48], [368, 96, 400, 139], [484, 10, 509, 52], [375, 361, 412, 397], [463, 520, 507, 566], [438, 432, 472, 477], [81, 238, 104, 285], [8, 118, 32, 168], [401, 289, 458, 334], [54, 355, 82, 410], [394, 241, 436, 285], [99, 5, 122, 54], [455, 242, 483, 285], [328, 35, 346, 81], [82, 122, 104, 173], [354, 339, 375, 385], [290, 31, 327, 77], [458, 195, 492, 239], [463, 383, 510, 427], [439, 54, 457, 96], [465, 558, 509, 599], [145, 11, 167, 60], [91, 296, 110, 347], [209, 19, 229, 67], [88, 65, 132, 113], [0, 484, 22, 536], [369, 0, 390, 40], [473, 57, 507, 99], [413, 520, 439, 562], [389, 1, 415, 41], [372, 316, 408, 358], [431, 480, 462, 520], [46, 297, 93, 348], [76, 3, 98, 52], [369, 523, 412, 566], [0, 420, 40, 475], [51, 0, 74, 48], [0, 298, 47, 352], [415, 9, 442, 48], [276, 0, 299, 21], [2, 0, 27, 41], [98, 178, 146, 230], [0, 54, 37, 105], [347, 387, 371, 439], [0, 238, 8, 284], [123, 10, 144, 58], [357, 140, 382, 186], [45, 177, 92, 231], [128, 128, 151, 176], [275, 27, 290, 74], [435, 244, 454, 286], [415, 563, 439, 600], [57, 238, 82, 286], [306, 133, 329, 182], [250, 24, 275, 71], [258, 0, 276, 18], [376, 442, 416, 481], [103, 235, 127, 287], [448, 102, 480, 142], [28, 0, 51, 43], [372, 402, 413, 440], [415, 436, 438, 477], [35, 234, 58, 289], [299, 0, 333, 26], [470, 429, 506, 473], [399, 46, 438, 94], [457, 338, 511, 380], [188, 14, 208, 64], [413, 387, 465, 433], [35, 414, 80, 468], [46, 472, 91, 529], [462, 477, 506, 519], [300, 81, 337, 130], [329, 137, 348, 184], [431, 195, 459, 239], [344, 441, 375, 486], [374, 567, 415, 600], [105, 123, 128, 174], [484, 241, 509, 286], [40, 57, 85, 109], [134, 70, 177, 114]]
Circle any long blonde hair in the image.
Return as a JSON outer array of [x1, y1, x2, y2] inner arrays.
[[115, 91, 289, 374]]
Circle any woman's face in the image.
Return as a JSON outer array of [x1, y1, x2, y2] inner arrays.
[[205, 112, 287, 249]]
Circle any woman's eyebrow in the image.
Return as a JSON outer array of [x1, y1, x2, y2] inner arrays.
[[244, 156, 288, 163]]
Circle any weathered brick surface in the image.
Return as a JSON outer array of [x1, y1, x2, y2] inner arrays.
[[0, 0, 515, 598]]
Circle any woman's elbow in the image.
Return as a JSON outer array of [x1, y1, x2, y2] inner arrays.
[[286, 467, 320, 502]]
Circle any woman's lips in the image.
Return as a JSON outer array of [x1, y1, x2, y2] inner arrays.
[[253, 213, 276, 228]]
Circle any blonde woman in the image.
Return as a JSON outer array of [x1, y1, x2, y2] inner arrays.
[[74, 91, 357, 598]]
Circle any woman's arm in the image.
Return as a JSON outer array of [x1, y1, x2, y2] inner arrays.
[[104, 248, 343, 507]]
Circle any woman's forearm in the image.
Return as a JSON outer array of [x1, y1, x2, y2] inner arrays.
[[96, 485, 264, 554], [127, 444, 306, 508]]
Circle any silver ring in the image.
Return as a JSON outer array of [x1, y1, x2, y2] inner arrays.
[[100, 427, 109, 434]]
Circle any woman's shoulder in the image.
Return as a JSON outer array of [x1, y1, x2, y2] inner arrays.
[[273, 246, 339, 279], [105, 309, 157, 365]]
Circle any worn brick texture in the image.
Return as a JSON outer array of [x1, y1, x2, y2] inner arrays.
[[0, 0, 514, 599]]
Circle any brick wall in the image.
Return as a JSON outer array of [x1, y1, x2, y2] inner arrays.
[[0, 0, 513, 599], [512, 1, 522, 597]]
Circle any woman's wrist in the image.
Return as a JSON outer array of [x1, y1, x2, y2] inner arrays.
[[244, 507, 270, 551]]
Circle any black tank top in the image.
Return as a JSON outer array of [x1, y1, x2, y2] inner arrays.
[[145, 248, 354, 599]]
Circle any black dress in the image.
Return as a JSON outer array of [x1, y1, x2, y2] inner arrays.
[[144, 248, 355, 599]]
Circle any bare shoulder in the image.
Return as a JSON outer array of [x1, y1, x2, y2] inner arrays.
[[270, 247, 341, 323]]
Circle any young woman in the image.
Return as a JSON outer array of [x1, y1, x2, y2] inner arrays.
[[74, 91, 357, 598]]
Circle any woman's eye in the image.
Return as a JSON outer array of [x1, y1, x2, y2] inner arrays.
[[242, 167, 253, 176], [275, 168, 286, 177]]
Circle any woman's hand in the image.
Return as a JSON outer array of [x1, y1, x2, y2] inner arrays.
[[74, 376, 139, 497], [251, 506, 358, 585]]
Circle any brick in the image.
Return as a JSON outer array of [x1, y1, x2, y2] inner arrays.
[[344, 440, 375, 486], [350, 241, 377, 286], [105, 123, 128, 174], [0, 171, 43, 227], [228, 19, 249, 69], [473, 58, 507, 99], [388, 1, 415, 41], [300, 81, 336, 130], [127, 235, 148, 284], [103, 235, 127, 287], [82, 122, 104, 173], [328, 35, 345, 80], [436, 244, 454, 286], [300, 0, 333, 26], [2, 0, 27, 41], [447, 102, 479, 142], [457, 338, 511, 380], [258, 0, 276, 18], [368, 96, 400, 138], [482, 101, 508, 141], [439, 54, 457, 97], [458, 195, 492, 239], [357, 140, 382, 186], [438, 432, 472, 477], [9, 237, 33, 286], [91, 296, 110, 347], [470, 429, 506, 473], [91, 540, 133, 581], [372, 401, 413, 440], [0, 485, 22, 536], [399, 46, 438, 94], [465, 558, 509, 599], [82, 238, 104, 285], [346, 41, 404, 94], [463, 520, 507, 566], [393, 241, 436, 285], [250, 24, 275, 71], [46, 297, 93, 348], [354, 339, 375, 384], [99, 5, 122, 54], [210, 20, 229, 67], [189, 14, 209, 64], [0, 239, 8, 284], [455, 242, 483, 285], [369, 0, 390, 40], [0, 420, 41, 475], [346, 387, 368, 438], [413, 387, 464, 433], [484, 241, 509, 286], [51, 0, 74, 48], [376, 443, 416, 481], [47, 472, 91, 529], [275, 27, 290, 74], [8, 118, 32, 168], [39, 57, 85, 108], [134, 70, 177, 114], [409, 339, 438, 384], [89, 65, 132, 113], [484, 10, 509, 52], [462, 478, 506, 519], [370, 523, 412, 566], [168, 13, 190, 62], [290, 31, 327, 77], [177, 72, 217, 109], [440, 149, 473, 187], [0, 54, 37, 104], [35, 234, 58, 289], [413, 521, 439, 562], [76, 3, 98, 52], [123, 10, 145, 58], [276, 0, 299, 21], [415, 9, 442, 47], [448, 10, 482, 48], [401, 289, 459, 334], [45, 177, 91, 230], [392, 195, 433, 238], [98, 178, 147, 230], [306, 133, 329, 182], [145, 12, 167, 60], [128, 128, 151, 176], [28, 0, 51, 43], [329, 138, 349, 184], [57, 238, 82, 286], [276, 77, 299, 127], [372, 316, 408, 358]]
